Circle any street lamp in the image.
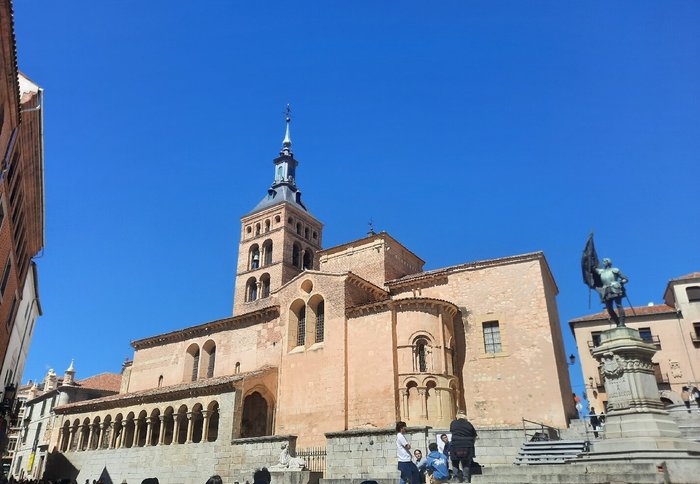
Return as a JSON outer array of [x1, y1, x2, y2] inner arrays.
[[568, 354, 576, 366]]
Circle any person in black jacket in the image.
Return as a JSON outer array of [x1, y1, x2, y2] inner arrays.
[[449, 411, 477, 483]]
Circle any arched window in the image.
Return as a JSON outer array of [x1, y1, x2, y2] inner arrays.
[[158, 375, 163, 388], [309, 296, 325, 343], [123, 413, 135, 448], [136, 410, 148, 447], [290, 299, 306, 348], [296, 222, 302, 235], [90, 416, 101, 450], [185, 344, 200, 382], [303, 249, 313, 270], [235, 362, 241, 373], [176, 405, 188, 444], [249, 245, 260, 270], [297, 305, 306, 346], [203, 340, 216, 378], [246, 277, 258, 302], [191, 404, 204, 443], [101, 415, 112, 449], [260, 273, 271, 298], [304, 227, 310, 239], [687, 286, 700, 303], [262, 240, 273, 265], [414, 338, 429, 372], [292, 243, 301, 269], [60, 421, 70, 451], [264, 220, 270, 232], [255, 223, 261, 236]]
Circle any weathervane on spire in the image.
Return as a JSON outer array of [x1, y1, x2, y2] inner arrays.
[[281, 104, 292, 154]]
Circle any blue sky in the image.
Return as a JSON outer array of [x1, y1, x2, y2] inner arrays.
[[13, 1, 700, 403]]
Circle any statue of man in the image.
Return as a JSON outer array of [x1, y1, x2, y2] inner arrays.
[[592, 258, 628, 327]]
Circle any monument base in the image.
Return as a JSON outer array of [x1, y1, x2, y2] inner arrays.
[[269, 470, 322, 484]]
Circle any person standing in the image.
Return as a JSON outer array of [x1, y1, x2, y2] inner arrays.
[[589, 408, 601, 438], [396, 421, 420, 484], [449, 412, 478, 483]]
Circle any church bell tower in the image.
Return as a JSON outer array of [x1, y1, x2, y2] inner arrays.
[[233, 108, 323, 314]]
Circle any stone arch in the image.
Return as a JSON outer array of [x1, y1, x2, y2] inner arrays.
[[202, 339, 216, 378], [176, 405, 188, 444], [113, 413, 124, 448], [184, 343, 200, 382], [191, 403, 204, 443], [249, 244, 260, 270], [303, 248, 314, 270], [262, 239, 273, 265], [308, 294, 325, 344], [163, 406, 175, 445], [101, 414, 112, 449], [207, 401, 219, 442], [69, 418, 80, 451], [149, 408, 161, 446], [289, 299, 307, 349], [406, 381, 420, 421], [123, 412, 135, 448], [60, 420, 70, 451], [260, 273, 271, 298], [80, 417, 90, 451], [425, 380, 439, 420], [240, 388, 274, 438], [136, 410, 148, 447], [90, 416, 101, 450]]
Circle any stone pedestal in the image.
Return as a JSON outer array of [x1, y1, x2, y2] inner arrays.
[[585, 327, 700, 462]]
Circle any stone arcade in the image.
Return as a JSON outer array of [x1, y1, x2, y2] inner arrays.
[[44, 117, 576, 483]]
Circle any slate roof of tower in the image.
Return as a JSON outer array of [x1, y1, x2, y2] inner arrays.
[[247, 184, 308, 216]]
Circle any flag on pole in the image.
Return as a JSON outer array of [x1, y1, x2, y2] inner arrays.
[[581, 233, 601, 290]]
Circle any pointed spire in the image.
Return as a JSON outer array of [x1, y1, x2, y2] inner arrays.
[[66, 359, 75, 373], [281, 104, 292, 156]]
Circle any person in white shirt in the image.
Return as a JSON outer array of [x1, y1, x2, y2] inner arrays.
[[396, 421, 420, 484]]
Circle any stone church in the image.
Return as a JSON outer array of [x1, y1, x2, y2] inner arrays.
[[44, 117, 575, 482]]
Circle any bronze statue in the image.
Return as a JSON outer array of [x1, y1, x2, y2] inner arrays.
[[582, 235, 629, 327]]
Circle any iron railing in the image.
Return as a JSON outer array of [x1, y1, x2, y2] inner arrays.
[[522, 418, 560, 442], [296, 446, 326, 474]]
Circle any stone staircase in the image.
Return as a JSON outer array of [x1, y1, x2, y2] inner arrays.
[[513, 440, 588, 465], [471, 462, 664, 484]]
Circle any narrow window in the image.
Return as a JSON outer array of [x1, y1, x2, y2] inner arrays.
[[297, 306, 306, 346], [40, 399, 47, 416], [207, 347, 216, 378], [296, 223, 301, 235], [292, 244, 300, 268], [591, 331, 602, 347], [687, 286, 700, 303], [250, 246, 260, 269], [315, 301, 324, 343], [304, 227, 310, 239], [638, 327, 653, 344], [264, 220, 270, 232], [6, 295, 17, 327], [158, 375, 163, 388], [0, 256, 11, 297], [235, 362, 240, 373], [303, 249, 313, 270], [415, 339, 428, 372], [191, 349, 200, 382], [483, 321, 502, 354], [261, 276, 270, 298]]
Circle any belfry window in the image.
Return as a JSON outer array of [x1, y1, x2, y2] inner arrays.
[[246, 278, 258, 302], [297, 306, 306, 347], [262, 240, 273, 265], [483, 321, 502, 354], [292, 244, 301, 269], [261, 274, 271, 298], [250, 246, 260, 269], [303, 249, 313, 270]]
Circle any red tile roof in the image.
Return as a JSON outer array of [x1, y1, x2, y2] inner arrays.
[[671, 272, 700, 281], [76, 373, 122, 392], [570, 304, 676, 323]]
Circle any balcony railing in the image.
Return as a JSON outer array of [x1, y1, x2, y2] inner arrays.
[[640, 334, 662, 349]]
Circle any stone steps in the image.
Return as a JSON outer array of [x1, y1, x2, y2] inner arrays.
[[514, 440, 588, 465], [471, 462, 663, 484]]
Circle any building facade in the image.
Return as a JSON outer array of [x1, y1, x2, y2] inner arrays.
[[571, 272, 700, 410], [44, 118, 575, 482], [10, 363, 120, 479], [0, 0, 45, 404]]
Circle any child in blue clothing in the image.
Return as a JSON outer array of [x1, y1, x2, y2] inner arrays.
[[426, 443, 450, 484]]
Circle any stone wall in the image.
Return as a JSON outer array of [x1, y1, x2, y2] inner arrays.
[[44, 434, 297, 484], [325, 426, 525, 480]]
